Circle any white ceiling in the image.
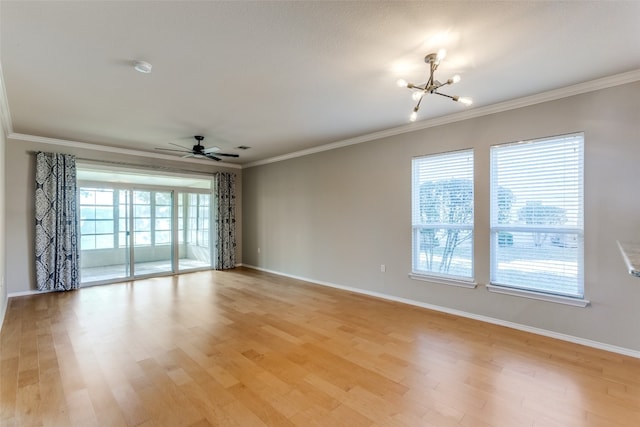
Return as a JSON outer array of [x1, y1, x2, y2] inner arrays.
[[1, 1, 639, 165]]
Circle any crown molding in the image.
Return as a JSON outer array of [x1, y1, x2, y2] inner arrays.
[[2, 67, 639, 170], [0, 64, 13, 137], [245, 69, 640, 168], [7, 133, 242, 169]]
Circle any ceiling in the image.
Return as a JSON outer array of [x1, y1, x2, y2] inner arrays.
[[1, 1, 639, 166]]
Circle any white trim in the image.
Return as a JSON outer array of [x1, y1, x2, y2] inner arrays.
[[245, 69, 640, 168], [486, 284, 590, 307], [8, 289, 55, 298], [617, 240, 640, 278], [0, 296, 7, 332], [7, 133, 242, 169], [0, 63, 13, 136], [408, 273, 477, 289], [240, 264, 639, 359], [2, 70, 638, 170]]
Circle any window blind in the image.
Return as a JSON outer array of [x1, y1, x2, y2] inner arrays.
[[412, 149, 474, 279], [490, 133, 584, 297]]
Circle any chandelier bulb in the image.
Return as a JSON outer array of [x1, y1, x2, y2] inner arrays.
[[396, 78, 408, 88], [458, 97, 473, 106], [437, 48, 447, 62], [411, 91, 424, 101], [452, 74, 461, 84], [409, 111, 418, 122]]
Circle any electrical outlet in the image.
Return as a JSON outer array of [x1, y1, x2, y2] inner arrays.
[[380, 264, 386, 273]]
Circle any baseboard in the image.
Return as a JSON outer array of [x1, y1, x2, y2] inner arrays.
[[241, 264, 640, 359], [0, 295, 7, 332], [8, 289, 50, 298]]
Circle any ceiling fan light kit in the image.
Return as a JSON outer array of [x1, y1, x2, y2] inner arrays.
[[133, 60, 153, 74], [398, 49, 472, 122]]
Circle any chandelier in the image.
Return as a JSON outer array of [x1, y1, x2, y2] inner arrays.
[[397, 49, 472, 122]]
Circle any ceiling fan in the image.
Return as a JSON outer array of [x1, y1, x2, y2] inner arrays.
[[155, 135, 239, 161]]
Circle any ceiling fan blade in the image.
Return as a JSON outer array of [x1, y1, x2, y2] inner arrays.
[[203, 146, 221, 154], [205, 154, 221, 161], [215, 153, 240, 158], [156, 147, 191, 153], [169, 142, 192, 150]]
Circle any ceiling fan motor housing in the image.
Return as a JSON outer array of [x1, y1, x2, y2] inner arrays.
[[193, 135, 205, 152]]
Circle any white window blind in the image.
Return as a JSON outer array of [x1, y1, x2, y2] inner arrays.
[[490, 133, 584, 298], [412, 149, 474, 280]]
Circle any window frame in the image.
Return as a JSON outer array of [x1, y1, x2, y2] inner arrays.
[[488, 133, 586, 303], [410, 149, 476, 286]]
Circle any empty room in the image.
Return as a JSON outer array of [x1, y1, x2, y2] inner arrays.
[[1, 1, 640, 426]]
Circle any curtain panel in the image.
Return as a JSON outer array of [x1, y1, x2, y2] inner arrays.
[[213, 172, 236, 270], [35, 152, 80, 291]]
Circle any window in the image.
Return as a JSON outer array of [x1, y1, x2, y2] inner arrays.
[[133, 190, 152, 246], [412, 149, 474, 281], [490, 133, 584, 298], [154, 192, 172, 245], [79, 188, 115, 250]]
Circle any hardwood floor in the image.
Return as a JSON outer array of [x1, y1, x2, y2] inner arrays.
[[2, 268, 640, 426]]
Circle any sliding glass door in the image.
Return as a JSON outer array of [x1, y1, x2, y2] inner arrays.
[[79, 180, 213, 285], [178, 192, 211, 270], [131, 190, 174, 276], [79, 187, 130, 283]]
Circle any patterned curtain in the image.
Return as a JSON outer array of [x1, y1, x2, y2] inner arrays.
[[35, 152, 79, 291], [213, 172, 236, 269]]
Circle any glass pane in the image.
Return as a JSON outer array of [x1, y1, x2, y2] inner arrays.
[[156, 231, 171, 244], [95, 234, 114, 249], [134, 231, 151, 246], [490, 134, 583, 297], [95, 221, 114, 234], [81, 235, 95, 250], [95, 207, 113, 219], [134, 205, 150, 217], [80, 206, 95, 220], [134, 218, 150, 230], [80, 187, 130, 284], [134, 190, 173, 275], [80, 189, 95, 205], [155, 218, 170, 230], [134, 191, 150, 204], [412, 150, 474, 279], [156, 192, 172, 205], [95, 190, 113, 205], [492, 231, 580, 296], [414, 227, 473, 278], [156, 206, 171, 217], [118, 232, 128, 248], [80, 220, 95, 234], [178, 191, 211, 271]]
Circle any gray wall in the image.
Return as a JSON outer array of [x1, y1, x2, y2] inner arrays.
[[5, 138, 242, 294], [242, 81, 640, 352]]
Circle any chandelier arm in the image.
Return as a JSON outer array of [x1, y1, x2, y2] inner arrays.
[[429, 81, 447, 92], [414, 92, 426, 111], [433, 91, 456, 101]]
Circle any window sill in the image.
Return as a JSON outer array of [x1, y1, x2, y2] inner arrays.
[[486, 284, 590, 307], [409, 273, 477, 289]]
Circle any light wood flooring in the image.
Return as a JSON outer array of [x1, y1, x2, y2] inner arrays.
[[1, 268, 640, 426]]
